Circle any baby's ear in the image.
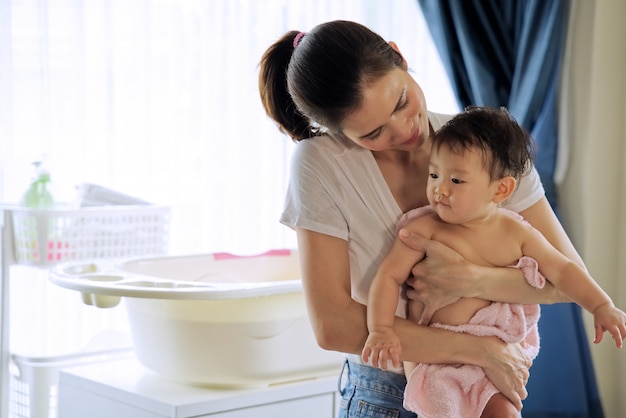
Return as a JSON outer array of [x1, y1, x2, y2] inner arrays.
[[493, 176, 516, 204]]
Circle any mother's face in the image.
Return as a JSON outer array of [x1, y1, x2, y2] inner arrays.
[[340, 68, 430, 153]]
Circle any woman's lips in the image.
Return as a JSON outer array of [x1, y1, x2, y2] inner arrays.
[[403, 131, 419, 146]]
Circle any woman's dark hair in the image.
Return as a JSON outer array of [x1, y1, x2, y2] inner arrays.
[[431, 106, 535, 182], [259, 20, 404, 142]]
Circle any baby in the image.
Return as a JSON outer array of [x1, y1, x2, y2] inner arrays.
[[362, 106, 626, 418]]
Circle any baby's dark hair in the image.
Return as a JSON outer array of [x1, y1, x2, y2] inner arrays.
[[431, 106, 535, 182], [259, 20, 404, 142]]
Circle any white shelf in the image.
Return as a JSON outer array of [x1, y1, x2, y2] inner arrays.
[[58, 356, 340, 418]]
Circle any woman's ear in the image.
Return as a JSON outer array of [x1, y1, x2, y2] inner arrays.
[[493, 176, 517, 204], [388, 41, 408, 70]]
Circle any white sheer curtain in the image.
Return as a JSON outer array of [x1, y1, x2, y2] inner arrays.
[[1, 0, 458, 256], [1, 1, 458, 415]]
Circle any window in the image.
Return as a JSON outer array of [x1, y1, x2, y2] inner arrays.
[[1, 0, 458, 256]]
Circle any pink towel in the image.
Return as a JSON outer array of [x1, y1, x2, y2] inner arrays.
[[399, 206, 545, 417]]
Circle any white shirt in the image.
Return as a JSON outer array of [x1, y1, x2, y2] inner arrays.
[[280, 111, 545, 367]]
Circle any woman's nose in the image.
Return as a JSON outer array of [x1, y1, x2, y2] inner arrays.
[[390, 116, 414, 141]]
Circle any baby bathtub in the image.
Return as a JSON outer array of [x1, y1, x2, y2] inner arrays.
[[49, 249, 344, 387]]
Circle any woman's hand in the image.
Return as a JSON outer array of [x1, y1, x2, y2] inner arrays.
[[481, 336, 532, 411], [398, 228, 477, 322]]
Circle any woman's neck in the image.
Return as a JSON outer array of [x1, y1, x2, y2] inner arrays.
[[373, 146, 432, 212]]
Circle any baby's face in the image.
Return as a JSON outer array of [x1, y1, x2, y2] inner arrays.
[[427, 145, 500, 224]]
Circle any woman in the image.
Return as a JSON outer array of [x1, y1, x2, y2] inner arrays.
[[258, 20, 576, 417]]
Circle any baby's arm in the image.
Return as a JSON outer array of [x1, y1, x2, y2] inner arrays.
[[591, 304, 626, 347], [362, 223, 427, 370], [521, 224, 626, 348], [402, 296, 427, 379]]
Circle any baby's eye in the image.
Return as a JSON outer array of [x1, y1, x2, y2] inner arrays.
[[451, 178, 463, 184], [429, 173, 438, 179]]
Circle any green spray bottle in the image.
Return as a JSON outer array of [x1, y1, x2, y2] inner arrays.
[[20, 161, 55, 208]]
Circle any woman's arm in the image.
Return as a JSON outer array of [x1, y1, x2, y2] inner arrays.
[[295, 228, 366, 354], [296, 227, 530, 409], [401, 197, 573, 306], [518, 197, 584, 268]]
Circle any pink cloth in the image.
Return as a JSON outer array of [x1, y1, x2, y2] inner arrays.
[[399, 206, 545, 418]]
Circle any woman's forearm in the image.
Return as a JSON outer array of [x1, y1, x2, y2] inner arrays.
[[395, 315, 486, 365], [319, 298, 506, 369], [467, 263, 569, 305], [311, 290, 495, 366], [305, 290, 370, 354]]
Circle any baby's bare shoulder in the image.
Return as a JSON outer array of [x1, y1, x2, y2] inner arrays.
[[403, 210, 440, 236], [499, 209, 535, 234]]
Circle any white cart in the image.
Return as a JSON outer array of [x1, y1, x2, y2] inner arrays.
[[0, 205, 171, 418]]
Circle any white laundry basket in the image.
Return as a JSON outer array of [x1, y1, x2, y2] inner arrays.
[[9, 205, 171, 266], [9, 332, 133, 418]]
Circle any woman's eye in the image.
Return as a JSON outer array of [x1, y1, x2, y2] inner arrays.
[[395, 89, 409, 112]]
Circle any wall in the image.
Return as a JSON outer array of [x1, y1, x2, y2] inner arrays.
[[559, 1, 626, 417]]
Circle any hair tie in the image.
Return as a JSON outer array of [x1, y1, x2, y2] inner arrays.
[[293, 32, 306, 48]]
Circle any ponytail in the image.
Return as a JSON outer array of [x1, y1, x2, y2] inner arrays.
[[259, 31, 314, 142]]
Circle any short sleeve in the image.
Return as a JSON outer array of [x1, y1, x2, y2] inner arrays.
[[279, 140, 349, 241]]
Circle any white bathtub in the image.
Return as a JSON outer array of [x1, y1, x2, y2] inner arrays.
[[50, 249, 344, 387]]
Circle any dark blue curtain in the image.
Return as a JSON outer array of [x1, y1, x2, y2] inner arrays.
[[418, 1, 604, 417]]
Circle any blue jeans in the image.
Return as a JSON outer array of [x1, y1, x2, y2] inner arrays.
[[337, 360, 417, 418]]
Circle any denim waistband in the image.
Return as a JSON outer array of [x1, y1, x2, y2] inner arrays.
[[339, 359, 408, 398]]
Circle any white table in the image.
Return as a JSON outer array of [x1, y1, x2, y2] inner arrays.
[[58, 356, 341, 418]]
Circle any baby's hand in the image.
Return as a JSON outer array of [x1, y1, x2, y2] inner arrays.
[[592, 303, 626, 348], [362, 328, 402, 370]]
